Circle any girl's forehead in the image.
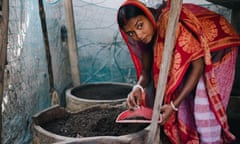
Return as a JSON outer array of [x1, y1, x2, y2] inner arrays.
[[123, 15, 143, 31], [123, 18, 137, 31]]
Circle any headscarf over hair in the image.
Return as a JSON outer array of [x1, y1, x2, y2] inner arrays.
[[117, 0, 157, 79], [117, 0, 157, 31], [118, 4, 146, 29]]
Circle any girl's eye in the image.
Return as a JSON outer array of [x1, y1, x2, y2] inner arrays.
[[127, 31, 134, 37], [137, 22, 143, 29]]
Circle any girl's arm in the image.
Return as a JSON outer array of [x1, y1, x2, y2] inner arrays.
[[127, 48, 153, 108], [160, 58, 204, 124], [138, 48, 153, 87], [174, 58, 204, 107]]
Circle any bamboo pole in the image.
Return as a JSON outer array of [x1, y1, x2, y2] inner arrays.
[[39, 0, 60, 105], [146, 0, 183, 143], [0, 0, 9, 143], [39, 0, 54, 93], [64, 0, 80, 86]]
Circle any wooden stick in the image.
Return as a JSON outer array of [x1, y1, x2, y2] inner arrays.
[[0, 0, 9, 143], [38, 0, 54, 92], [147, 0, 183, 143], [64, 0, 80, 86], [39, 0, 60, 105]]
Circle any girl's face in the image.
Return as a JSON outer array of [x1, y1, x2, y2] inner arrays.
[[123, 15, 154, 44]]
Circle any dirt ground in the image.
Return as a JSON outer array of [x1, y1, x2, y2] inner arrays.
[[41, 105, 149, 138]]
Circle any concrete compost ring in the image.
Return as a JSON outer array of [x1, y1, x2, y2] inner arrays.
[[32, 104, 150, 144], [65, 82, 132, 113]]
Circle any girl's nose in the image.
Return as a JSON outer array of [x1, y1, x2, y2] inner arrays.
[[135, 30, 144, 41]]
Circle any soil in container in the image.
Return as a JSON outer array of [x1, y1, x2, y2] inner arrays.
[[70, 83, 132, 100], [40, 106, 149, 138]]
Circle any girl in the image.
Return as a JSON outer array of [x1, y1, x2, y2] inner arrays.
[[117, 0, 240, 143]]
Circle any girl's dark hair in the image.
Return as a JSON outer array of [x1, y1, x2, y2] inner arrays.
[[117, 5, 145, 29]]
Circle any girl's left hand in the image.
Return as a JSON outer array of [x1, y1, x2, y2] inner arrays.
[[159, 104, 175, 125]]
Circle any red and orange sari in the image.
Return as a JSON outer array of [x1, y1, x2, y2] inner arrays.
[[118, 0, 240, 143]]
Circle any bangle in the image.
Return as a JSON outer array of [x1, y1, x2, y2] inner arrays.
[[170, 101, 178, 111], [133, 84, 144, 93]]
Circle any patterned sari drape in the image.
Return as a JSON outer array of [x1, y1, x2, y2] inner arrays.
[[118, 0, 240, 143]]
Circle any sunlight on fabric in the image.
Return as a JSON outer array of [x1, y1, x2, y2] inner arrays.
[[15, 16, 29, 57], [2, 94, 9, 112]]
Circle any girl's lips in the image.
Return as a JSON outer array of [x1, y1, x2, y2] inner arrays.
[[140, 36, 148, 44], [142, 39, 147, 44], [143, 36, 151, 44]]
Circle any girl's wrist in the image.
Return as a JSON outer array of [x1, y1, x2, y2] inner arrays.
[[132, 84, 144, 93], [170, 101, 178, 111]]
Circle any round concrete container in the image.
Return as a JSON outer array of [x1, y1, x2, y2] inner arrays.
[[32, 104, 150, 144], [66, 82, 132, 113], [32, 105, 76, 144]]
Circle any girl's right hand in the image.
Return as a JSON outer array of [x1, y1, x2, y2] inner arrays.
[[126, 86, 144, 110]]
